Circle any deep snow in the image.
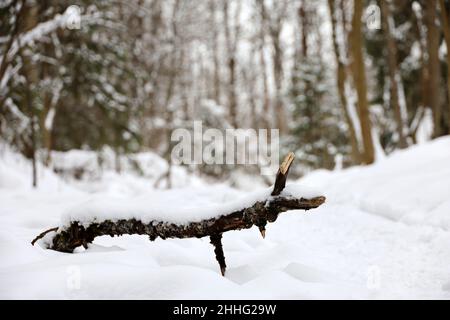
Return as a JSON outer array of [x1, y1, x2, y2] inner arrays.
[[1, 138, 450, 299]]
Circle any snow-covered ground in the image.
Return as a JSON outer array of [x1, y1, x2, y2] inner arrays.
[[1, 138, 450, 299]]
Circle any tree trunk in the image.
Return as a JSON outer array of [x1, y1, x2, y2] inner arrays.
[[159, 1, 180, 189], [328, 0, 361, 164], [25, 85, 38, 188], [242, 51, 258, 129], [223, 0, 238, 128], [299, 2, 308, 58], [412, 1, 431, 142], [258, 0, 288, 134], [41, 93, 53, 166], [258, 8, 272, 130], [210, 0, 221, 106], [380, 0, 408, 148], [39, 40, 58, 167], [438, 0, 450, 134], [21, 2, 39, 187], [425, 0, 444, 138], [349, 0, 375, 164], [271, 29, 287, 135]]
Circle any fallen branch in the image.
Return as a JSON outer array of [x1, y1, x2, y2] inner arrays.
[[32, 153, 325, 275]]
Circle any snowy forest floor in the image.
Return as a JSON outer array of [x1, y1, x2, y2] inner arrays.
[[1, 138, 450, 299]]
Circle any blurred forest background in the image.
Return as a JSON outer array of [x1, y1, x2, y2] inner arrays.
[[1, 0, 450, 186]]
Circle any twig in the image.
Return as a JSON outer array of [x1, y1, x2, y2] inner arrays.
[[31, 227, 58, 246]]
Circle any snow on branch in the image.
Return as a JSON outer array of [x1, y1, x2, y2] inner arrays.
[[5, 11, 104, 62], [32, 153, 326, 275], [0, 6, 108, 96]]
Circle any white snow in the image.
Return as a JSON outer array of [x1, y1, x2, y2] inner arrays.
[[416, 108, 434, 144], [1, 138, 450, 299], [44, 107, 56, 131], [60, 183, 321, 227]]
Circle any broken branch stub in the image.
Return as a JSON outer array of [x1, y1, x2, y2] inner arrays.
[[271, 152, 295, 196]]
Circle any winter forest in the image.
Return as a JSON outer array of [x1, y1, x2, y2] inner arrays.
[[1, 0, 450, 300]]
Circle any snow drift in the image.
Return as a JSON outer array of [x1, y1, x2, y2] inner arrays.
[[300, 136, 450, 230], [1, 137, 450, 299]]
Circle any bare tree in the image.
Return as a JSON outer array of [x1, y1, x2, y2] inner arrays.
[[327, 0, 361, 164], [438, 0, 450, 133], [21, 2, 39, 186], [349, 0, 375, 164], [425, 0, 444, 137], [257, 0, 289, 135], [209, 0, 222, 106], [380, 0, 408, 148], [242, 44, 259, 129], [223, 0, 240, 128], [256, 4, 272, 130]]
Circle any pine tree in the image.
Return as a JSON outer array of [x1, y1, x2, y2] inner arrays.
[[289, 55, 348, 172]]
